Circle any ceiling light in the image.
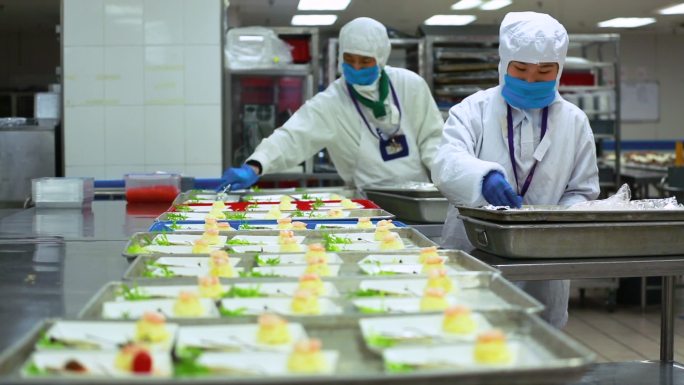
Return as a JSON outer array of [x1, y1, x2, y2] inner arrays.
[[451, 0, 482, 10], [425, 15, 477, 26], [297, 0, 350, 11], [658, 3, 684, 14], [480, 0, 512, 10], [597, 17, 656, 28], [291, 15, 338, 26]]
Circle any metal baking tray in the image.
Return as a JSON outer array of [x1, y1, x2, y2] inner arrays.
[[461, 215, 684, 258], [457, 205, 684, 223], [122, 228, 436, 259], [0, 311, 593, 384], [365, 190, 448, 223], [78, 272, 542, 321], [363, 184, 443, 198], [123, 249, 498, 281], [173, 187, 360, 205], [155, 208, 395, 222]]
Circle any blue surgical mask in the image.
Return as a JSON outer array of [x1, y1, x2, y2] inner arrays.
[[502, 74, 557, 109], [342, 63, 380, 86]]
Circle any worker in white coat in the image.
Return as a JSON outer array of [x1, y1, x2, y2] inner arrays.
[[432, 12, 599, 328], [219, 17, 444, 190]]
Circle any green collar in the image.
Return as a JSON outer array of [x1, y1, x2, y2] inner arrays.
[[348, 70, 389, 118]]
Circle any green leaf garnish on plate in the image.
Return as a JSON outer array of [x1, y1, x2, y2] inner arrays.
[[166, 212, 188, 221], [23, 361, 47, 376], [238, 271, 280, 278], [367, 333, 397, 348], [226, 238, 253, 245], [175, 205, 192, 212], [174, 347, 211, 377], [153, 233, 172, 246], [347, 288, 387, 298], [36, 332, 66, 350], [225, 212, 248, 220], [142, 260, 176, 278], [255, 254, 281, 266], [118, 283, 152, 301], [218, 306, 248, 317], [386, 361, 415, 373], [222, 286, 264, 298], [357, 305, 387, 314]]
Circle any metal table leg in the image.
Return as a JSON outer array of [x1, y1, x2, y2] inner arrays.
[[661, 275, 676, 362]]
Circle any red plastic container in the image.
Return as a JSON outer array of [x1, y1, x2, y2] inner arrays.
[[125, 173, 180, 203], [560, 72, 595, 86], [280, 37, 311, 63]]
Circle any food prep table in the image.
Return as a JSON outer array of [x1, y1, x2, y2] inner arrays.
[[2, 201, 684, 384]]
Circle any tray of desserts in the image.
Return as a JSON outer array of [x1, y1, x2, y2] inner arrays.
[[122, 249, 498, 281], [457, 204, 684, 223], [122, 227, 437, 258], [148, 219, 409, 232], [461, 215, 684, 258], [173, 187, 360, 205], [0, 307, 593, 384], [77, 272, 542, 321], [171, 198, 379, 213], [156, 208, 395, 222]]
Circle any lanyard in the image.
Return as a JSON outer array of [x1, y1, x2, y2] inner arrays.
[[347, 80, 402, 141], [506, 104, 549, 197]]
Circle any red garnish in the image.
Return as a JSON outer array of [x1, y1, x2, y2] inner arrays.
[[132, 350, 153, 373]]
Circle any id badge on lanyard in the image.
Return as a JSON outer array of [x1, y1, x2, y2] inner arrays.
[[348, 81, 410, 161], [507, 104, 549, 197]]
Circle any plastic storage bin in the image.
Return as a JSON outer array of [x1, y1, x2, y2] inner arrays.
[[32, 177, 94, 208], [125, 173, 180, 203]]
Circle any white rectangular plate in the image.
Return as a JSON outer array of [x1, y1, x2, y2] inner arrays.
[[101, 299, 220, 319], [176, 323, 306, 353], [220, 298, 342, 316], [39, 321, 178, 352], [24, 350, 172, 378], [253, 265, 342, 278], [197, 350, 339, 376]]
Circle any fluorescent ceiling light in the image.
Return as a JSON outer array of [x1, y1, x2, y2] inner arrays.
[[480, 0, 512, 10], [597, 17, 656, 28], [451, 0, 482, 10], [658, 3, 684, 14], [425, 15, 477, 26], [298, 0, 350, 11], [291, 15, 338, 26]]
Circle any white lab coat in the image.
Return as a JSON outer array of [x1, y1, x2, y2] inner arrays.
[[432, 86, 600, 328], [247, 65, 444, 189]]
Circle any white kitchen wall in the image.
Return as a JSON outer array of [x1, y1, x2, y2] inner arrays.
[[63, 0, 222, 180]]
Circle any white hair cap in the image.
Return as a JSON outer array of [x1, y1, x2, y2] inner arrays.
[[498, 11, 569, 85], [338, 17, 391, 73]]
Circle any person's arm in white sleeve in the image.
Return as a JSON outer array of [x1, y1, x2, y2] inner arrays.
[[431, 98, 506, 206], [558, 117, 600, 206], [247, 92, 336, 175], [412, 77, 445, 171]]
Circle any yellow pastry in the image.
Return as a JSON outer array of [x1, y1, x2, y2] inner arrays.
[[304, 243, 328, 264], [374, 225, 391, 241], [280, 196, 293, 204], [426, 268, 454, 293], [356, 217, 373, 229], [421, 256, 445, 274], [418, 246, 440, 263], [278, 230, 296, 245], [209, 250, 235, 278], [204, 217, 218, 231], [114, 344, 152, 373], [305, 256, 331, 277], [442, 305, 477, 334], [376, 219, 395, 229], [173, 291, 205, 317], [325, 208, 344, 218], [191, 239, 211, 254], [266, 206, 282, 219], [198, 276, 225, 299], [474, 330, 512, 364], [217, 221, 234, 231], [208, 208, 225, 220], [279, 201, 295, 211], [298, 273, 325, 295], [292, 221, 307, 230], [277, 218, 293, 230], [420, 288, 448, 312], [291, 289, 320, 315], [287, 339, 327, 374], [380, 233, 404, 251], [134, 311, 170, 343], [340, 199, 356, 209], [256, 313, 291, 345], [211, 201, 226, 211], [201, 228, 221, 245], [280, 237, 302, 253]]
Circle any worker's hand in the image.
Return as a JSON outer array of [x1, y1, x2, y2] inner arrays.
[[218, 164, 259, 191], [481, 171, 522, 208]]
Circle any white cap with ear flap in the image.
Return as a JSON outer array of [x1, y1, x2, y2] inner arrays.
[[337, 17, 391, 73], [498, 11, 569, 86]]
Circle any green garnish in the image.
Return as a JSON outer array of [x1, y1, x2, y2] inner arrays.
[[126, 244, 150, 255], [367, 334, 397, 348], [291, 209, 305, 218], [251, 186, 261, 192], [24, 361, 47, 376], [169, 220, 181, 230], [311, 197, 324, 210], [238, 223, 254, 230], [255, 254, 281, 266], [166, 213, 188, 221], [323, 233, 352, 251], [121, 311, 131, 320], [118, 283, 152, 301], [36, 332, 66, 350], [226, 238, 253, 245], [242, 195, 255, 202], [377, 271, 397, 276], [153, 234, 172, 246], [301, 193, 312, 200], [142, 260, 176, 278], [174, 347, 211, 377], [224, 212, 248, 220], [347, 288, 386, 298], [326, 244, 341, 252], [357, 305, 387, 314], [386, 362, 414, 373], [238, 271, 280, 278], [218, 306, 248, 317], [222, 285, 264, 298], [175, 205, 192, 212], [246, 204, 259, 211]]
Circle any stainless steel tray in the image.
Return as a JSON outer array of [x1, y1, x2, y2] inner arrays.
[[123, 249, 498, 281], [122, 228, 436, 258], [173, 187, 360, 205], [457, 205, 684, 223], [364, 190, 448, 223], [76, 276, 542, 320], [461, 215, 684, 258], [364, 184, 443, 198], [0, 312, 594, 384], [156, 208, 395, 222]]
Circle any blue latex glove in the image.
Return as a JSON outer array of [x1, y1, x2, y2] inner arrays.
[[218, 164, 259, 191], [482, 171, 523, 208]]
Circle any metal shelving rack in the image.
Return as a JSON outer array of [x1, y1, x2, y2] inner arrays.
[[423, 33, 621, 188], [223, 27, 319, 173]]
